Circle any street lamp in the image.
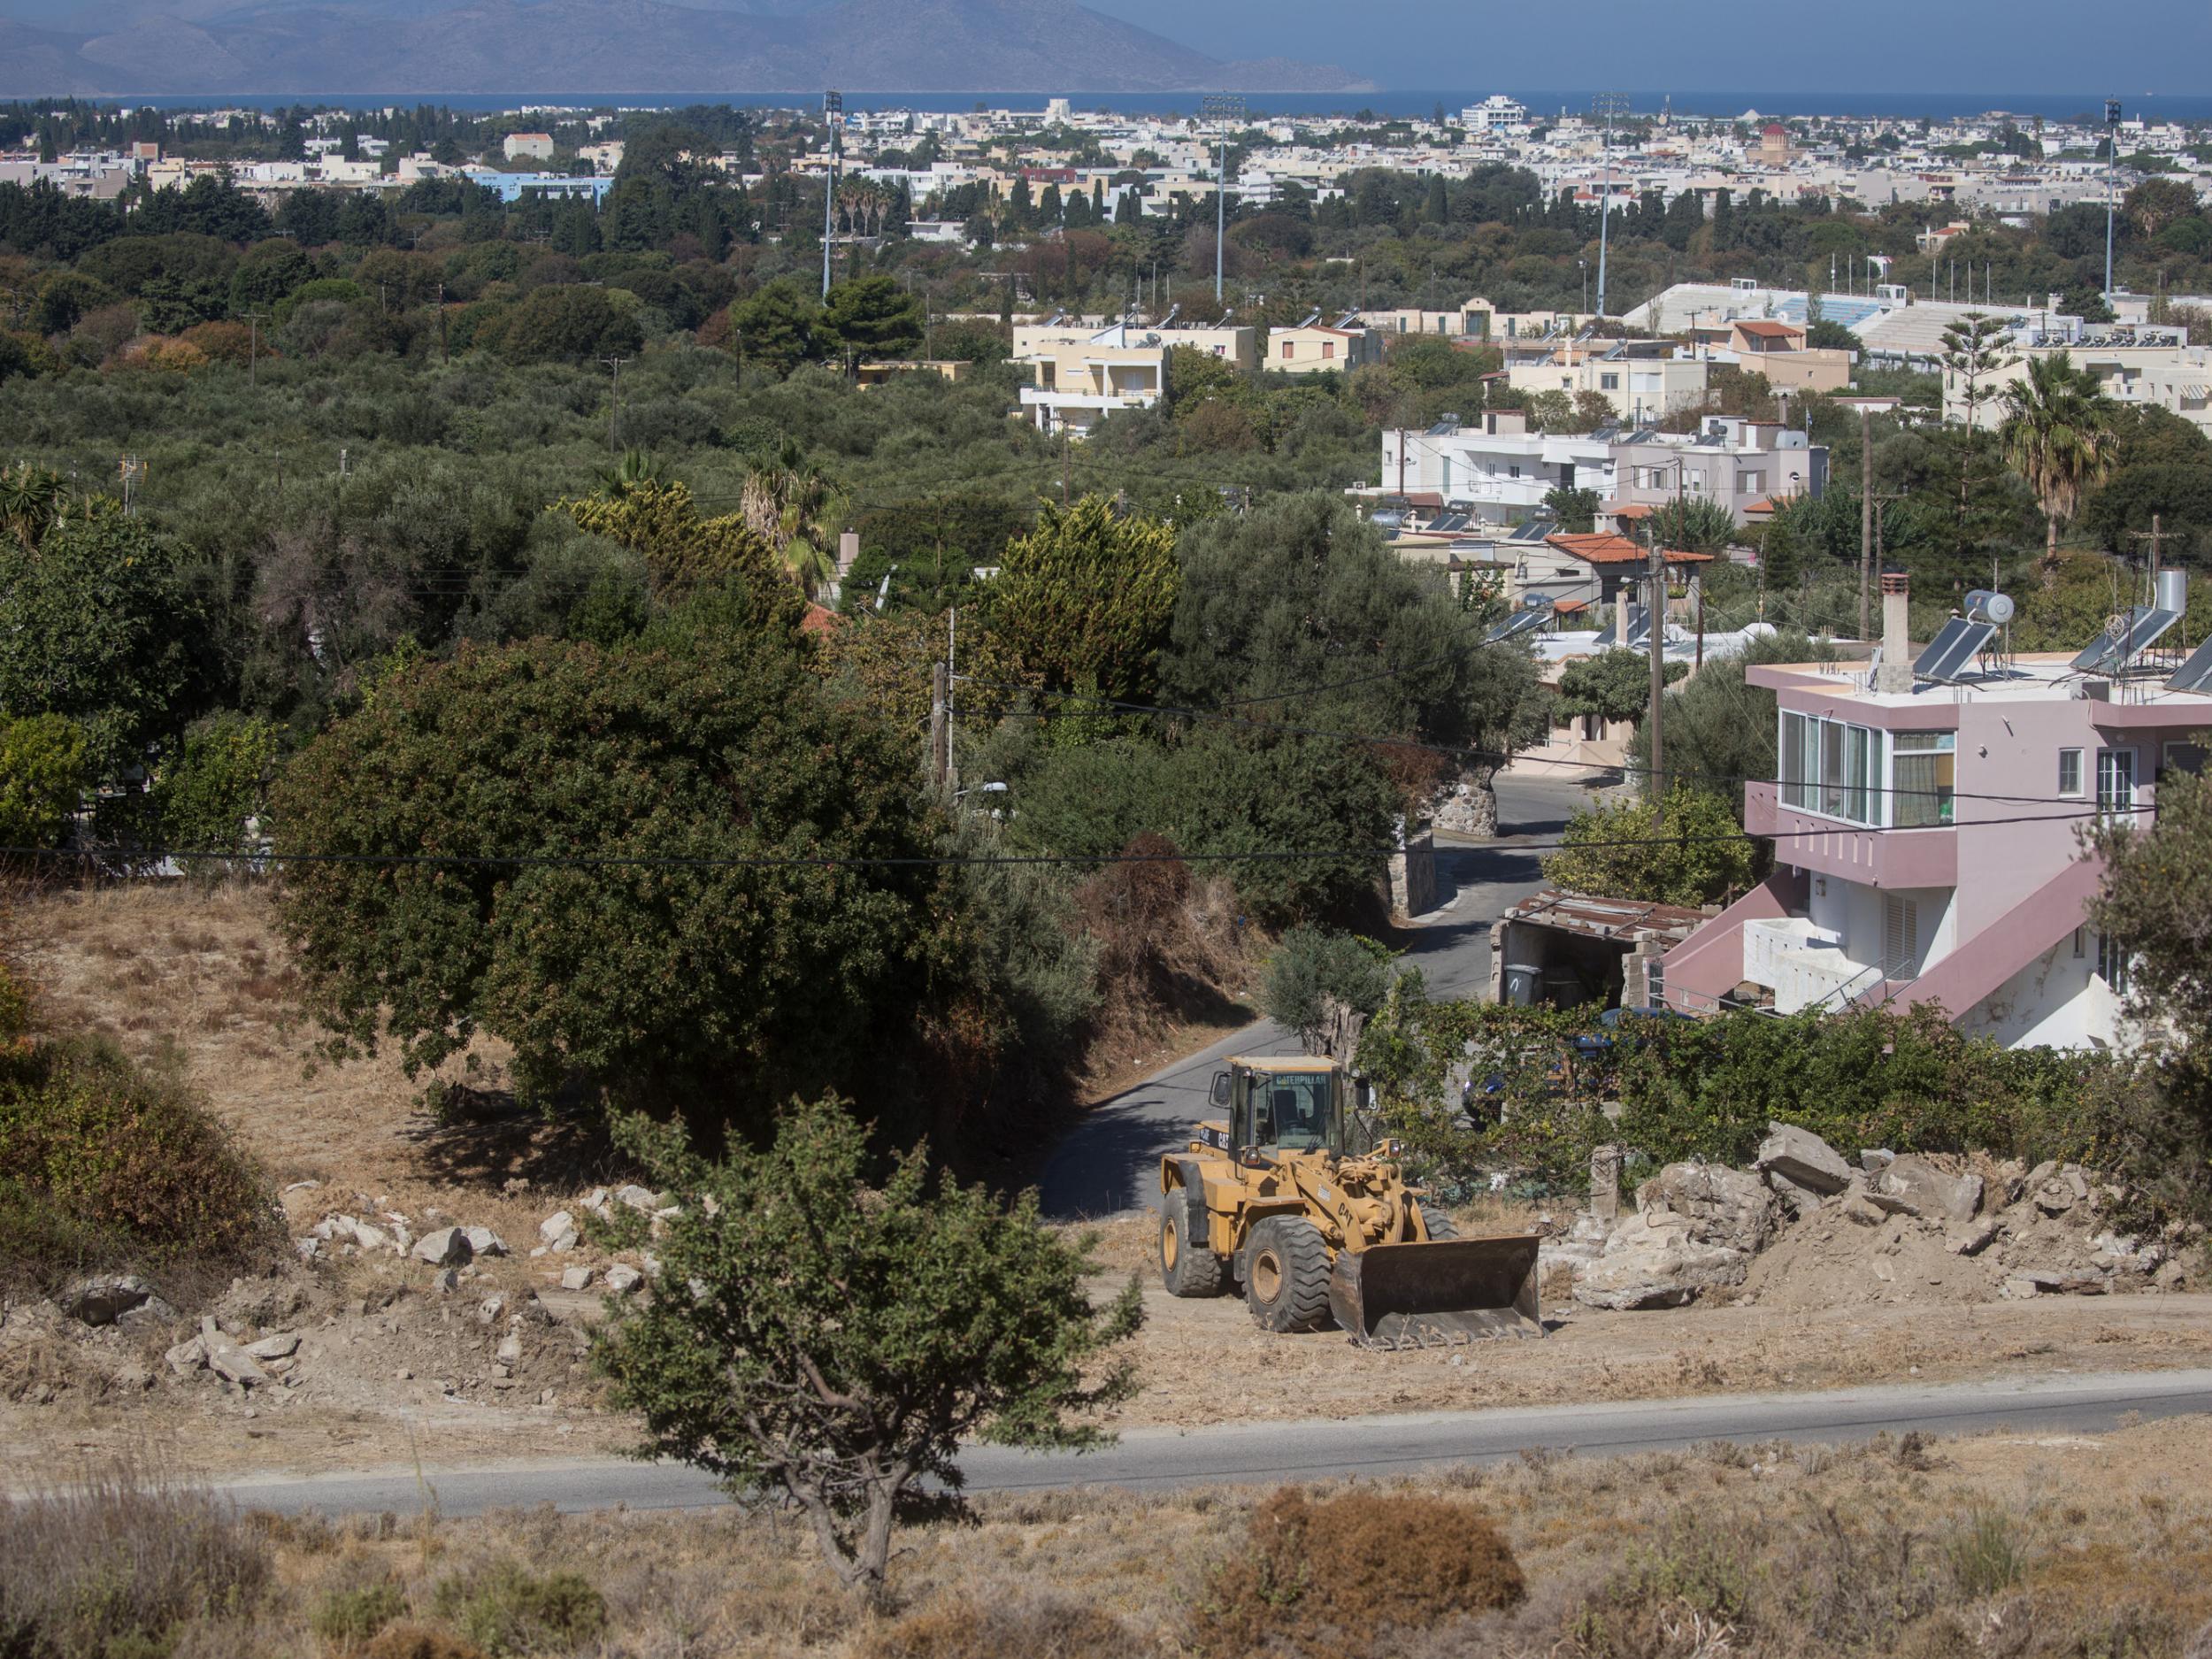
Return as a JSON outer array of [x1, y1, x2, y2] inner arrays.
[[1592, 93, 1630, 319], [822, 90, 842, 301], [2102, 96, 2122, 302], [1202, 92, 1246, 302], [1578, 258, 1587, 316]]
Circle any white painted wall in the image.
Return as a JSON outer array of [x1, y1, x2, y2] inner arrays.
[[1961, 934, 2128, 1051]]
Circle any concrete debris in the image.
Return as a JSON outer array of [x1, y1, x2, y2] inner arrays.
[[559, 1267, 594, 1292], [1864, 1188, 1922, 1219], [495, 1334, 523, 1364], [1878, 1156, 1983, 1228], [1638, 1163, 1778, 1255], [581, 1187, 611, 1214], [200, 1317, 269, 1388], [603, 1264, 643, 1294], [1840, 1193, 1888, 1227], [463, 1226, 508, 1258], [476, 1294, 508, 1326], [613, 1185, 657, 1213], [350, 1221, 391, 1253], [1859, 1148, 1896, 1172], [1949, 1217, 2001, 1256], [165, 1336, 208, 1377], [1755, 1123, 1854, 1195], [1573, 1212, 1753, 1310], [243, 1332, 300, 1361], [540, 1211, 580, 1253], [57, 1275, 157, 1327], [1764, 1167, 1825, 1222], [411, 1227, 472, 1267]]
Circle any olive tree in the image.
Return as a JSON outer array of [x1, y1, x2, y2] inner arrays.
[[596, 1100, 1141, 1606]]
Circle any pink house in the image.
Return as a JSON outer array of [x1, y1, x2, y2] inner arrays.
[[1663, 572, 2211, 1049]]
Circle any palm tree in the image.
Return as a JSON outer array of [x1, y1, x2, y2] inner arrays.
[[0, 463, 70, 550], [1999, 351, 2116, 572], [740, 441, 848, 601], [591, 449, 669, 502]]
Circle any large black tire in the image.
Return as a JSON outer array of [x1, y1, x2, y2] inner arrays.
[[1421, 1207, 1460, 1240], [1243, 1217, 1334, 1333], [1161, 1196, 1226, 1298]]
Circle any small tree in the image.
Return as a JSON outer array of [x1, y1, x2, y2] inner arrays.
[[1936, 312, 2018, 526], [1542, 485, 1600, 534], [596, 1100, 1141, 1606], [1540, 784, 1755, 906], [0, 714, 88, 852], [1261, 926, 1398, 1057], [154, 712, 280, 873], [1556, 649, 1686, 729], [1647, 496, 1736, 555], [991, 495, 1179, 703], [2000, 351, 2117, 571]]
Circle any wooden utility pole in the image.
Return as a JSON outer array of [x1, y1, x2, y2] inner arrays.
[[1647, 533, 1666, 821], [2129, 514, 2168, 592], [1060, 426, 1071, 504], [601, 354, 629, 452], [1858, 403, 1873, 641], [928, 661, 949, 788], [242, 311, 266, 386]]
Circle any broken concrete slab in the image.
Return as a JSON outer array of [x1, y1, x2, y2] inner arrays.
[[165, 1336, 208, 1377], [603, 1264, 643, 1294], [243, 1332, 300, 1361], [559, 1266, 594, 1292], [463, 1226, 508, 1257], [411, 1226, 472, 1267], [57, 1274, 157, 1327], [1638, 1163, 1779, 1255], [200, 1317, 269, 1388], [1949, 1217, 2001, 1256], [1572, 1212, 1751, 1311], [1755, 1123, 1854, 1195], [1878, 1156, 1982, 1228]]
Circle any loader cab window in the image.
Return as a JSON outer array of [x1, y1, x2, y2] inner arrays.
[[1243, 1070, 1337, 1153]]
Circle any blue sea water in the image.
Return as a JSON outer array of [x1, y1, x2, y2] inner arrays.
[[97, 88, 2212, 124]]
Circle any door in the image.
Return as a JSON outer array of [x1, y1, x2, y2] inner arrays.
[[1883, 895, 1918, 980], [2096, 748, 2136, 822]]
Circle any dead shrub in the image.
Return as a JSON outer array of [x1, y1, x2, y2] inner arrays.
[[1196, 1487, 1524, 1657], [857, 1592, 1135, 1659], [0, 1462, 272, 1659], [1075, 836, 1240, 1036], [363, 1623, 490, 1659]]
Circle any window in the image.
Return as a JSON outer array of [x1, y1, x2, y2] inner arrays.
[[1601, 372, 1621, 390], [2057, 748, 2084, 797], [2164, 740, 2208, 779], [1780, 711, 1886, 825], [2096, 748, 2137, 822], [1509, 465, 1522, 479], [1281, 341, 1295, 358], [2096, 932, 2130, 995], [1736, 470, 1766, 494], [1322, 342, 1335, 360], [1883, 895, 1919, 979], [1892, 731, 1955, 828]]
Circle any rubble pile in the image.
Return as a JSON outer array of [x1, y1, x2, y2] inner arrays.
[[1548, 1124, 2197, 1313]]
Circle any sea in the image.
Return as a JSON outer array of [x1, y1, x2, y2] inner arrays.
[[95, 89, 2212, 125]]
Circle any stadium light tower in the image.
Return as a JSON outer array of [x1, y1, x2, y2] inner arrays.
[[822, 90, 843, 300], [1202, 92, 1246, 302], [2103, 96, 2122, 301], [1592, 93, 1629, 319]]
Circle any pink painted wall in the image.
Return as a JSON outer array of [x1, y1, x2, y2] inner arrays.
[[1662, 872, 1808, 1011]]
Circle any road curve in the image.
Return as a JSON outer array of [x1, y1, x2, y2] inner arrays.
[[206, 1366, 2212, 1518]]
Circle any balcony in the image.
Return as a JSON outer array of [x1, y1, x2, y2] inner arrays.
[[1746, 780, 1957, 889], [1742, 917, 1886, 1014]]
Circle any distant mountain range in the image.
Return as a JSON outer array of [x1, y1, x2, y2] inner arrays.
[[0, 0, 1371, 96]]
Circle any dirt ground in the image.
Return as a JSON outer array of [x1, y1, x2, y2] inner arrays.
[[10, 882, 2212, 1486]]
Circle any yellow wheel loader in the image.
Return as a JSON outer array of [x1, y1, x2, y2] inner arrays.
[[1158, 1056, 1544, 1349]]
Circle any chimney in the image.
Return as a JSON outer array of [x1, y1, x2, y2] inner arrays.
[[1875, 571, 1914, 693]]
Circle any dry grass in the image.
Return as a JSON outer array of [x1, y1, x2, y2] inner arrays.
[[20, 1418, 2212, 1659]]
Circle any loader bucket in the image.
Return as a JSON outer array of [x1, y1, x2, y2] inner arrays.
[[1328, 1235, 1546, 1350]]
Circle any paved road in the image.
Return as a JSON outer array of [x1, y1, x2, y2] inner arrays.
[[1035, 768, 1603, 1221], [205, 1368, 2212, 1518]]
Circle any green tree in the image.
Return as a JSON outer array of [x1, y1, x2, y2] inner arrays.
[[1647, 496, 1737, 554], [1626, 632, 1831, 813], [0, 714, 88, 852], [558, 480, 800, 633], [820, 275, 924, 365], [0, 509, 204, 771], [595, 1099, 1141, 1606], [272, 636, 948, 1119], [2085, 769, 2212, 1218], [990, 496, 1179, 703], [153, 712, 280, 870], [1999, 351, 2116, 569], [727, 279, 828, 377], [1260, 926, 1398, 1057], [1540, 784, 1755, 906], [1556, 649, 1686, 729], [1542, 485, 1599, 534], [1935, 312, 2018, 526]]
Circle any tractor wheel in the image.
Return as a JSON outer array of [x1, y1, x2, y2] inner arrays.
[[1421, 1207, 1460, 1240], [1160, 1196, 1225, 1298], [1243, 1217, 1334, 1333]]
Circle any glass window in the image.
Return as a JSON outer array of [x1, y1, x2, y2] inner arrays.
[[1780, 712, 1809, 809], [1256, 1072, 1335, 1152], [2097, 933, 2130, 995], [1893, 731, 1955, 828], [2057, 749, 2084, 797], [1821, 718, 1847, 817], [2097, 749, 2136, 821]]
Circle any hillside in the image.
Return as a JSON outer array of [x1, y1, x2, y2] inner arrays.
[[0, 0, 1369, 96]]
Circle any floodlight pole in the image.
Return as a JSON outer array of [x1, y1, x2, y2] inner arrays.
[[823, 90, 843, 300], [2102, 97, 2121, 301], [1594, 93, 1629, 319], [1202, 93, 1245, 303]]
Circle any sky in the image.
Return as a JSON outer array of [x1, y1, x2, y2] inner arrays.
[[1087, 0, 2212, 96]]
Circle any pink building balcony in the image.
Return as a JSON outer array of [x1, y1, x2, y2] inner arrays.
[[1744, 780, 1958, 890]]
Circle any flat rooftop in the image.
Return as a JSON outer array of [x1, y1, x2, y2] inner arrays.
[[1753, 653, 2212, 710]]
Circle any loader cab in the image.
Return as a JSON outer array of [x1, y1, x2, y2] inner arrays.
[[1210, 1060, 1348, 1158]]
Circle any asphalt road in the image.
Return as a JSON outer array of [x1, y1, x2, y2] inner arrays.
[[1034, 768, 1603, 1221], [205, 1367, 2212, 1518]]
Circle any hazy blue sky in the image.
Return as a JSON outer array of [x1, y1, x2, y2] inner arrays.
[[1091, 0, 2212, 95]]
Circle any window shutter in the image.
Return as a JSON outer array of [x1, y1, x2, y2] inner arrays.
[[1883, 895, 1918, 979]]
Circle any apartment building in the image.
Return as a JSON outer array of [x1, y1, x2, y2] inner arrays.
[[1270, 320, 1384, 373], [1608, 418, 1828, 526], [1947, 333, 2212, 438], [1014, 321, 1169, 439], [1663, 572, 2212, 1050], [1504, 340, 1710, 423], [502, 133, 556, 162]]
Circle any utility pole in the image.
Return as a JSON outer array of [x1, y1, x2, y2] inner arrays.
[[1202, 92, 1245, 303], [242, 311, 266, 386], [600, 354, 629, 452], [822, 90, 842, 302], [2103, 97, 2122, 302], [1647, 527, 1666, 820], [435, 282, 448, 364], [1060, 426, 1071, 505], [1593, 93, 1629, 320], [927, 660, 949, 789], [118, 454, 143, 515], [2130, 513, 2168, 589], [1858, 403, 1874, 640]]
